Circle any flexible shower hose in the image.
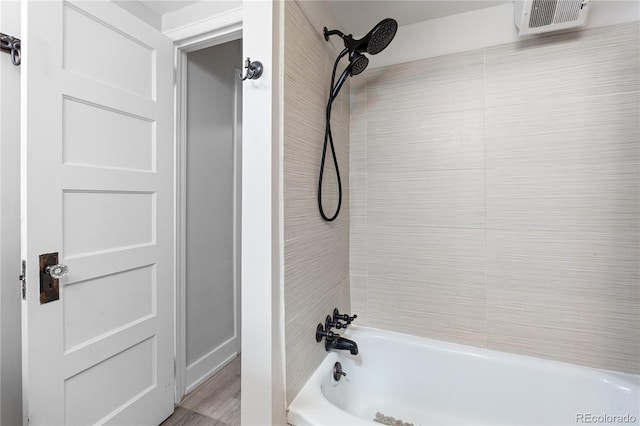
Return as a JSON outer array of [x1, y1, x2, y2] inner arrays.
[[318, 50, 348, 222]]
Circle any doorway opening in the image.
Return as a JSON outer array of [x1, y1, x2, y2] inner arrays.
[[174, 30, 243, 422]]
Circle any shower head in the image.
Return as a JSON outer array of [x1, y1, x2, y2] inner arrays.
[[331, 52, 369, 99], [358, 18, 398, 55], [323, 18, 397, 100], [350, 53, 369, 76], [324, 18, 398, 58], [323, 18, 397, 102]]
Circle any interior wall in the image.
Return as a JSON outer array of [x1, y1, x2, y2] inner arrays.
[[366, 0, 640, 70], [350, 21, 639, 374], [283, 0, 351, 404], [0, 2, 23, 424], [185, 39, 242, 390]]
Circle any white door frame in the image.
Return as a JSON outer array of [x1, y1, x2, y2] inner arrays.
[[170, 9, 243, 404], [169, 3, 287, 422]]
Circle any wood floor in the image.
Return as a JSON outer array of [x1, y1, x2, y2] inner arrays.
[[161, 356, 241, 426]]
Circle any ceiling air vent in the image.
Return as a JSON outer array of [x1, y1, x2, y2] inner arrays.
[[514, 0, 591, 36]]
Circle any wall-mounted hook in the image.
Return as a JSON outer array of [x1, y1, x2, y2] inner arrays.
[[241, 57, 263, 81], [0, 33, 21, 66]]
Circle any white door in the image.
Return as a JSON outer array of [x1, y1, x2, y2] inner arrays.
[[21, 1, 174, 424]]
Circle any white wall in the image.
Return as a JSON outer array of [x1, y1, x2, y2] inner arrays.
[[241, 0, 287, 423], [0, 2, 23, 425], [184, 39, 242, 390], [368, 0, 640, 69]]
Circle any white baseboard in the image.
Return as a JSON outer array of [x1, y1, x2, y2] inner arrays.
[[186, 337, 238, 394]]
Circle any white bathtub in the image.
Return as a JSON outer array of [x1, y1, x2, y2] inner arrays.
[[288, 326, 639, 426]]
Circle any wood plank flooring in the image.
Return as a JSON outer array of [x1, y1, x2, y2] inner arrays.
[[161, 356, 240, 426]]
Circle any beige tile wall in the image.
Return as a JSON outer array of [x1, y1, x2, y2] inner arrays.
[[350, 22, 640, 374], [283, 0, 351, 404]]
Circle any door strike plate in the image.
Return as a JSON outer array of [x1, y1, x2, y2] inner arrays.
[[39, 252, 60, 304]]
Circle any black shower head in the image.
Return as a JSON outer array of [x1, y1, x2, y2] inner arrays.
[[324, 18, 398, 58], [359, 18, 398, 55], [350, 53, 369, 76], [331, 53, 368, 99], [324, 18, 397, 100]]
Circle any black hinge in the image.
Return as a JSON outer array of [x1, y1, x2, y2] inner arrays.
[[0, 32, 20, 66], [19, 260, 26, 300]]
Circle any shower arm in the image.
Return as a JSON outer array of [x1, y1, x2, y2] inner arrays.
[[323, 27, 345, 41]]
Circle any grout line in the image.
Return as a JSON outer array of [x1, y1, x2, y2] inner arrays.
[[364, 75, 369, 323], [482, 47, 489, 349]]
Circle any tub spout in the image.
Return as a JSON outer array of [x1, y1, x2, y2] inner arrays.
[[327, 336, 358, 355]]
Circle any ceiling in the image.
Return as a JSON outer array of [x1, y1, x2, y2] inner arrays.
[[136, 0, 510, 33], [326, 0, 510, 35], [139, 0, 199, 16]]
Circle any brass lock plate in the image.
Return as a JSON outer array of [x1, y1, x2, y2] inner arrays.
[[39, 252, 60, 304]]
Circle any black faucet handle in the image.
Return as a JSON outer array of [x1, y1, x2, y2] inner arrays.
[[325, 315, 346, 330], [316, 323, 338, 342], [333, 308, 358, 324]]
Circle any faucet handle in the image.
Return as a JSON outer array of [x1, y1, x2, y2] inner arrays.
[[315, 324, 338, 342], [333, 308, 358, 325], [325, 315, 346, 330]]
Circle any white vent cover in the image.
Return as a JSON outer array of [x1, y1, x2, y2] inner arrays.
[[514, 0, 591, 36]]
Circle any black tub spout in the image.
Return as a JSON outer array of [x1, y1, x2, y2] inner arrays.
[[326, 336, 358, 355]]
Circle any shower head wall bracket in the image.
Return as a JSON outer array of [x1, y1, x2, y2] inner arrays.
[[323, 27, 345, 41]]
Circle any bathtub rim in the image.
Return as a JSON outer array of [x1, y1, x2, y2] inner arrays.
[[287, 325, 639, 426], [343, 326, 639, 383]]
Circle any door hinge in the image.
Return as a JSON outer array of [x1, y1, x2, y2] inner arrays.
[[0, 32, 21, 66], [19, 260, 26, 300]]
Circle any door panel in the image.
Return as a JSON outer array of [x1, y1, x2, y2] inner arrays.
[[22, 1, 174, 424]]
